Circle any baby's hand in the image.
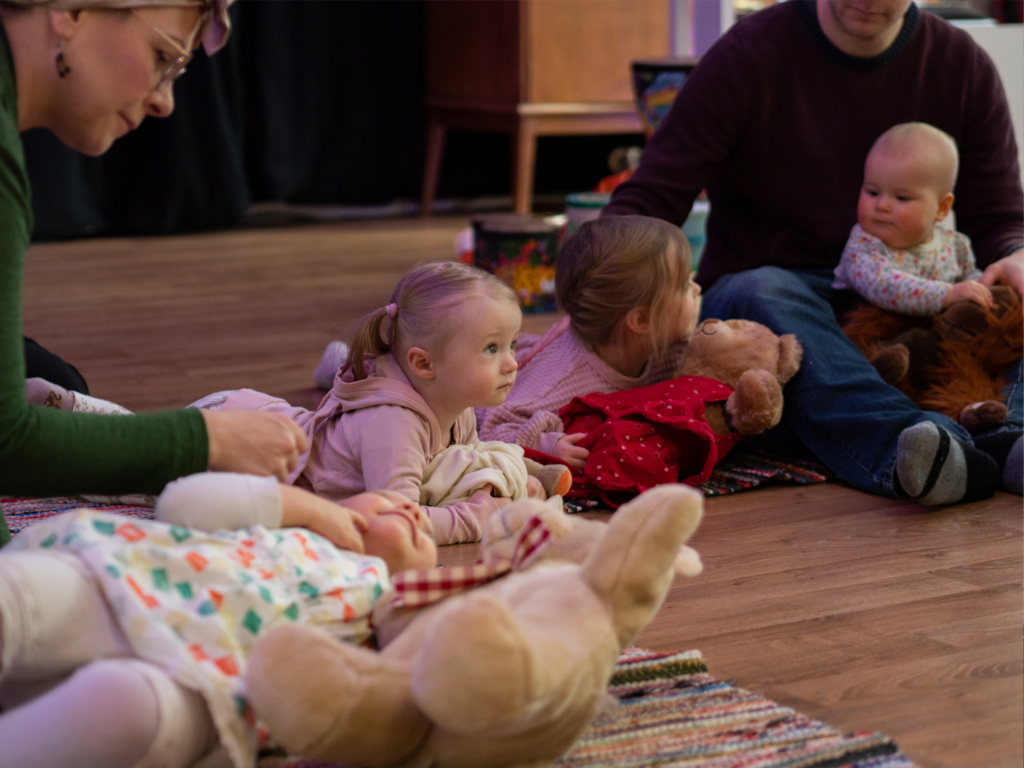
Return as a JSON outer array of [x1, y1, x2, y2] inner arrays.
[[279, 485, 368, 553], [312, 504, 370, 553], [552, 433, 589, 469], [469, 488, 512, 510], [943, 280, 993, 309], [526, 475, 546, 499]]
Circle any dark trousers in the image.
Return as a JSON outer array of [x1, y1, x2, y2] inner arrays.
[[23, 336, 89, 395]]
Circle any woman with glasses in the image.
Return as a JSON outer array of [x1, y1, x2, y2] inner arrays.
[[0, 0, 307, 544]]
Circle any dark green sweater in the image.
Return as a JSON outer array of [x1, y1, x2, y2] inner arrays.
[[0, 22, 208, 544]]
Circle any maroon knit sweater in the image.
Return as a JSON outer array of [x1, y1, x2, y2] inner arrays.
[[603, 1, 1024, 291]]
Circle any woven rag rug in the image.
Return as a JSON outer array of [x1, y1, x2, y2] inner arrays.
[[257, 647, 913, 768], [562, 444, 834, 512], [1, 446, 834, 533]]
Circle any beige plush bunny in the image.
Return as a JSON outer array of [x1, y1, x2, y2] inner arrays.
[[244, 484, 704, 768]]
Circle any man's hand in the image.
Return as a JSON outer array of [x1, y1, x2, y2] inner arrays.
[[979, 248, 1024, 298], [942, 279, 993, 308], [552, 433, 589, 469]]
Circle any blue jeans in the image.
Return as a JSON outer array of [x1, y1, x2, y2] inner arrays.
[[701, 267, 1023, 497]]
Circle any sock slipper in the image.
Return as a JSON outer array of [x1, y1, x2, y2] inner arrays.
[[313, 341, 349, 390], [25, 378, 75, 410], [896, 422, 999, 505]]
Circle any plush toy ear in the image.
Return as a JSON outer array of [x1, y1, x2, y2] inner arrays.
[[775, 335, 803, 383]]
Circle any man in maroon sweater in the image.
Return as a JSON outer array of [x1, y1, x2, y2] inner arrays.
[[604, 0, 1023, 504]]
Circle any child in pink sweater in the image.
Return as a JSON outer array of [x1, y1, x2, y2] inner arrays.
[[478, 215, 701, 469], [218, 262, 528, 545]]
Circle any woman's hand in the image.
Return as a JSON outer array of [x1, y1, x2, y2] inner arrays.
[[279, 484, 368, 553], [552, 433, 589, 469], [202, 409, 308, 482], [979, 248, 1024, 298]]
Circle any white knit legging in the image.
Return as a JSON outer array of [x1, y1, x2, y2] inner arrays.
[[0, 551, 219, 768]]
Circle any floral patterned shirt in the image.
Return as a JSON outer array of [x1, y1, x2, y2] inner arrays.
[[832, 223, 981, 315]]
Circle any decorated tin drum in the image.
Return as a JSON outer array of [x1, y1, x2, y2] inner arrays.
[[564, 192, 611, 240], [473, 214, 560, 313]]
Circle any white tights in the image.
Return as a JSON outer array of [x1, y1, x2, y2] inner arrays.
[[0, 552, 220, 768]]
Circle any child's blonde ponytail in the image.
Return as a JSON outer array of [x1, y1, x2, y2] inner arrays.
[[344, 307, 392, 380]]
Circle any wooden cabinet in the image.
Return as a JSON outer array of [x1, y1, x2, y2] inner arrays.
[[422, 0, 670, 214]]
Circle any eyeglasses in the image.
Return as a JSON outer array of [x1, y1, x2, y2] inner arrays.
[[132, 8, 209, 89]]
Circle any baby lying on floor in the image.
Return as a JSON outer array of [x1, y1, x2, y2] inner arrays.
[[0, 473, 434, 768]]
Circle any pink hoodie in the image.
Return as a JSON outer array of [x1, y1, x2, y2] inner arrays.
[[220, 354, 501, 545]]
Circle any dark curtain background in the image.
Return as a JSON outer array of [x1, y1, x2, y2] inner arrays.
[[24, 0, 642, 241]]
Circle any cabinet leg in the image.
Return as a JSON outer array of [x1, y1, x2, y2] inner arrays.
[[513, 119, 537, 214], [420, 119, 447, 218]]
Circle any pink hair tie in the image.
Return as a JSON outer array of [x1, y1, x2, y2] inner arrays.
[[385, 303, 397, 318]]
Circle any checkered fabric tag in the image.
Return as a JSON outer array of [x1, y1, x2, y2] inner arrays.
[[391, 514, 552, 608]]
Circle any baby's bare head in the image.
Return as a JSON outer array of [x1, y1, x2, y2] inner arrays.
[[868, 122, 959, 196]]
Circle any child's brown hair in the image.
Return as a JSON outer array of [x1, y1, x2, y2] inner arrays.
[[345, 261, 519, 380], [556, 215, 692, 355]]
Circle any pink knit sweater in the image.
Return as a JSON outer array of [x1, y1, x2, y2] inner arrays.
[[477, 325, 687, 453], [220, 354, 501, 545]]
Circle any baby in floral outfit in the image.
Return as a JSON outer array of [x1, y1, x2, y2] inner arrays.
[[833, 122, 994, 315]]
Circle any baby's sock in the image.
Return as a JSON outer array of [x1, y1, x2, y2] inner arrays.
[[313, 340, 349, 389], [896, 422, 999, 505], [25, 377, 74, 410], [71, 392, 133, 416], [25, 377, 131, 415]]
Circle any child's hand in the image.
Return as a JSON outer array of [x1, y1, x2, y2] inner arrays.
[[553, 433, 589, 469], [526, 476, 546, 499], [279, 485, 368, 553], [469, 488, 512, 509], [943, 280, 993, 309]]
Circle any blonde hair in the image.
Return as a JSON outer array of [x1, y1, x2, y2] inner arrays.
[[871, 122, 960, 194], [556, 215, 691, 355], [345, 261, 519, 380]]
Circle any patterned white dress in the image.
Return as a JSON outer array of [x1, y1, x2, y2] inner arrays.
[[8, 510, 390, 768]]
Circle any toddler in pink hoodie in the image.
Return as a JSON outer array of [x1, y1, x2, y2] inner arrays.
[[477, 215, 702, 469], [217, 262, 528, 545]]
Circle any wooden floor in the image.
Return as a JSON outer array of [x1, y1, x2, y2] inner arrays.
[[22, 217, 1023, 768]]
